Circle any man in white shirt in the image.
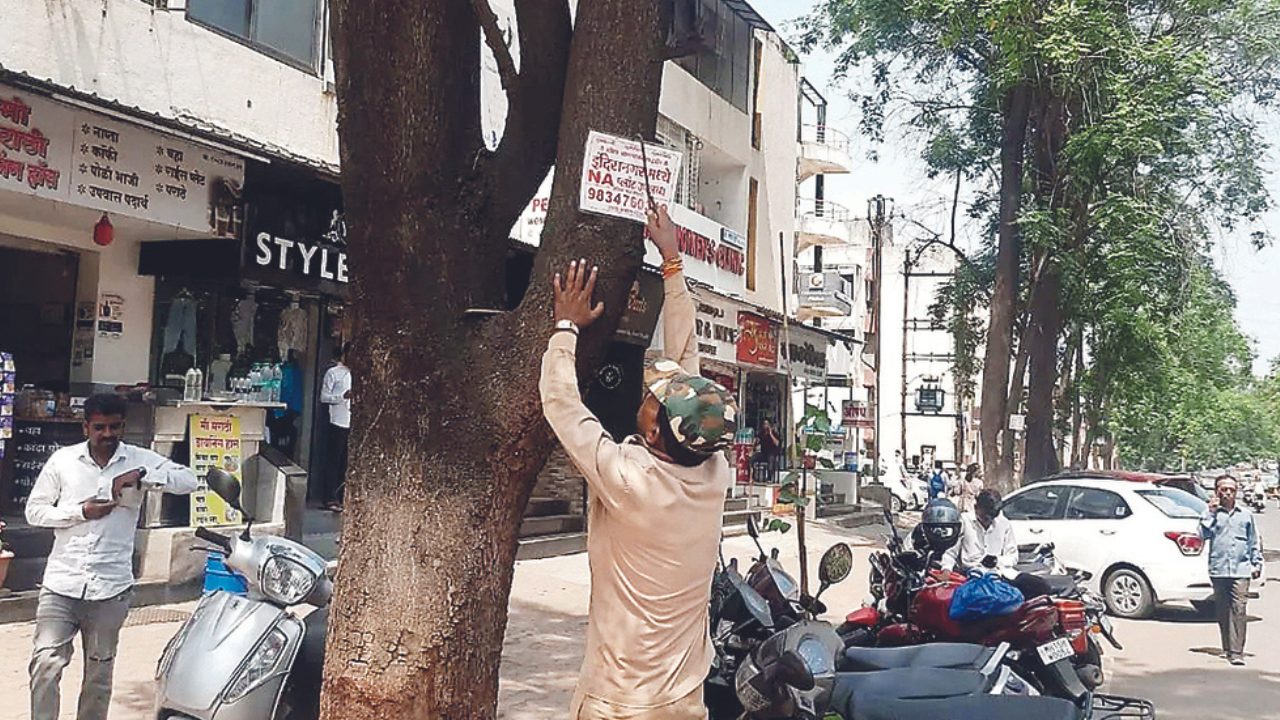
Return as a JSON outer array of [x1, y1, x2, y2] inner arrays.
[[942, 490, 1018, 573], [26, 393, 197, 720], [319, 343, 352, 511]]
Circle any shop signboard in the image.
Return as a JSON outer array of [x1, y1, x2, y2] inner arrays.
[[241, 184, 348, 296], [10, 420, 84, 501], [579, 131, 682, 223], [737, 312, 779, 369], [783, 325, 829, 384], [691, 290, 740, 362], [842, 400, 872, 428], [614, 270, 664, 346], [189, 415, 243, 527], [0, 84, 246, 235]]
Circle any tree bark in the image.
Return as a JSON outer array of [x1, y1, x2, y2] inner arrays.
[[322, 1, 668, 717], [979, 82, 1031, 493], [1022, 265, 1063, 482]]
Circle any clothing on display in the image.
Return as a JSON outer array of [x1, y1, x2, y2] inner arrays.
[[162, 293, 198, 355], [277, 303, 307, 359], [232, 296, 257, 353]]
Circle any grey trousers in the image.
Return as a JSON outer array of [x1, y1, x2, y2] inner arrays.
[[30, 588, 132, 720], [1211, 577, 1249, 658]]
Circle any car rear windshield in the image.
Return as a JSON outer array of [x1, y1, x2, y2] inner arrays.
[[1135, 487, 1207, 518]]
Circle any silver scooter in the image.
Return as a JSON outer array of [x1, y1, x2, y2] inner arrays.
[[154, 469, 331, 720]]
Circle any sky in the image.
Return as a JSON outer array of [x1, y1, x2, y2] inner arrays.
[[751, 0, 1280, 376]]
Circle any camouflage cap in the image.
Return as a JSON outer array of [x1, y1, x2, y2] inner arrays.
[[645, 359, 738, 455]]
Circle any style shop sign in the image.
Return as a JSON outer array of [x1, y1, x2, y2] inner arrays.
[[252, 231, 348, 284]]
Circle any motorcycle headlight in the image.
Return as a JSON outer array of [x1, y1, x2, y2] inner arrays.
[[260, 555, 317, 605], [225, 627, 290, 702]]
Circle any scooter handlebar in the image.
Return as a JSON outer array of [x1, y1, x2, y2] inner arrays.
[[194, 526, 233, 554]]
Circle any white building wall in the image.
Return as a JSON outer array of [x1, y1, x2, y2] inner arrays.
[[745, 32, 798, 314], [0, 0, 339, 167]]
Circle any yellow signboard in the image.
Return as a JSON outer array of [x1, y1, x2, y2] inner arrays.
[[189, 414, 243, 527]]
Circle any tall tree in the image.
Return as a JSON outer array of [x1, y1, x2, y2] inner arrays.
[[322, 0, 670, 716]]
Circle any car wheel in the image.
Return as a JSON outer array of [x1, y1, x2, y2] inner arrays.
[[1104, 568, 1154, 619], [890, 495, 903, 513]]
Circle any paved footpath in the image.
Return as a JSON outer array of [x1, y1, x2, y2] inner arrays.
[[0, 520, 1274, 719]]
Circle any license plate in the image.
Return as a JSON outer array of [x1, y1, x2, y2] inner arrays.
[[1037, 637, 1074, 665]]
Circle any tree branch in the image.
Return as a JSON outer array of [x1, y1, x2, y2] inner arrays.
[[473, 0, 519, 92], [481, 0, 572, 235]]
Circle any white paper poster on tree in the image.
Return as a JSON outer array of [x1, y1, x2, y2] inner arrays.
[[578, 131, 681, 223]]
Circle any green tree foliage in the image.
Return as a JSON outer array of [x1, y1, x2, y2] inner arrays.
[[799, 0, 1280, 475]]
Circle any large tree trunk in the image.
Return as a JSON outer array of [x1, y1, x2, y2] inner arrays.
[[1022, 266, 1063, 481], [979, 82, 1031, 494], [322, 1, 668, 717]]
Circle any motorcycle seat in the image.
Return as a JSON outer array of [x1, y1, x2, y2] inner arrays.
[[847, 694, 1081, 720], [832, 667, 993, 711], [841, 643, 995, 672], [1010, 571, 1077, 599]]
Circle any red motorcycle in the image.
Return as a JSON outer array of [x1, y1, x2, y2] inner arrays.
[[837, 512, 1119, 701]]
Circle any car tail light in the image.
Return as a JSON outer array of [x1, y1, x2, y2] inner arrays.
[[1165, 531, 1204, 556], [1056, 599, 1088, 635]]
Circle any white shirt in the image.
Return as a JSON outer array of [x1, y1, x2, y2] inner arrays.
[[26, 441, 198, 600], [320, 363, 352, 429], [942, 511, 1019, 573]]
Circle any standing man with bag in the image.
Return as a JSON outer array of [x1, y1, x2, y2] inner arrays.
[[540, 206, 737, 720], [1200, 474, 1263, 665], [26, 393, 198, 720]]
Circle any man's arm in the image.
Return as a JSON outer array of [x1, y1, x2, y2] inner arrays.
[[997, 519, 1019, 569], [134, 448, 200, 495], [319, 367, 342, 405], [649, 208, 699, 375], [539, 260, 632, 509], [25, 459, 86, 528], [1248, 517, 1263, 575]]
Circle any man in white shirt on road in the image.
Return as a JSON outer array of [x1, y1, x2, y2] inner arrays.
[[319, 343, 352, 511], [943, 489, 1019, 573], [26, 392, 197, 720]]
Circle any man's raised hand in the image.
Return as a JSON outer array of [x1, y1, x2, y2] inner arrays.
[[553, 259, 605, 330], [645, 205, 678, 262]]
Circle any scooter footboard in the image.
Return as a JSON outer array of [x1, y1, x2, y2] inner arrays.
[[1093, 694, 1156, 720]]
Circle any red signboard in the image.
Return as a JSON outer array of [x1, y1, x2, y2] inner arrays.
[[737, 312, 778, 368]]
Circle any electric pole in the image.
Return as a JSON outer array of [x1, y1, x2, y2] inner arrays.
[[868, 195, 890, 492]]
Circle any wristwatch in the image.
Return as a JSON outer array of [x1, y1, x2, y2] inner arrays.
[[553, 319, 579, 336]]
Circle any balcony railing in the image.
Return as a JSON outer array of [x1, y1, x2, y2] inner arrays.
[[797, 124, 853, 181], [796, 197, 853, 252]]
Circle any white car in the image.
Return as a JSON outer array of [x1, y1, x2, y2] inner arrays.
[[1001, 478, 1259, 619]]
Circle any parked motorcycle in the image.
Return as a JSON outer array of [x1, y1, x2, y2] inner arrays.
[[713, 525, 1099, 720], [154, 469, 331, 720], [837, 511, 1117, 703]]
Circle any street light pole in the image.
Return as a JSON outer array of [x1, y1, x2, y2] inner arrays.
[[868, 195, 890, 493]]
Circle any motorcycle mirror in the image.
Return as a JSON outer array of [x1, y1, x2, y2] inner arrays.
[[818, 543, 854, 587], [205, 468, 243, 512]]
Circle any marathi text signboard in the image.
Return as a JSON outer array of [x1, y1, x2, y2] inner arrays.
[[737, 312, 779, 369], [189, 415, 243, 527], [10, 421, 83, 501], [784, 326, 829, 384], [579, 131, 681, 223], [842, 400, 872, 428], [0, 84, 245, 235]]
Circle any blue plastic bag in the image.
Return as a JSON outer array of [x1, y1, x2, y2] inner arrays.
[[949, 571, 1024, 622]]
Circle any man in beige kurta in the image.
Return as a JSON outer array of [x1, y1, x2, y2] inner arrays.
[[540, 207, 737, 720]]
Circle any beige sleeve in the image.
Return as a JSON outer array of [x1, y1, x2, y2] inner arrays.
[[662, 271, 700, 375], [539, 332, 633, 510]]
